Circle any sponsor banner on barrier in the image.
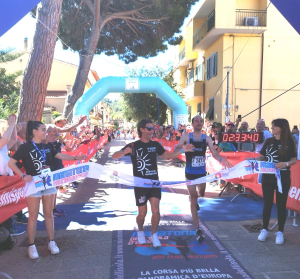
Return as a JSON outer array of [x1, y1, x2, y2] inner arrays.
[[206, 152, 300, 213], [0, 137, 107, 223]]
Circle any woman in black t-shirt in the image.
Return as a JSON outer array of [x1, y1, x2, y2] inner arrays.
[[246, 119, 297, 245], [8, 121, 86, 260]]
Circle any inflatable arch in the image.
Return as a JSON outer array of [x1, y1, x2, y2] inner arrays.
[[73, 76, 188, 128]]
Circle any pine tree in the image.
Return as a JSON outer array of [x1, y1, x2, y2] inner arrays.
[[59, 0, 197, 120]]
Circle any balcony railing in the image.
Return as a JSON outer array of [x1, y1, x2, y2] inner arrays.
[[193, 10, 215, 48], [179, 46, 186, 61], [236, 9, 267, 27]]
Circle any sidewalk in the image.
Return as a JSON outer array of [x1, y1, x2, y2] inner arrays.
[[0, 138, 299, 279]]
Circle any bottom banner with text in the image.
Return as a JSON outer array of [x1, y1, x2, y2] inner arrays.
[[110, 215, 253, 279]]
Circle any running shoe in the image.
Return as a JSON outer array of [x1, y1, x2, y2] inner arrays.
[[196, 228, 205, 242], [53, 208, 65, 217], [258, 229, 268, 242], [275, 231, 284, 245], [150, 233, 161, 248], [48, 240, 60, 254], [15, 214, 28, 224], [10, 227, 25, 236], [137, 231, 146, 244], [28, 245, 39, 259]]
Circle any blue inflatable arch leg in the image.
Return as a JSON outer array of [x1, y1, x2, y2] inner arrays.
[[73, 77, 188, 128]]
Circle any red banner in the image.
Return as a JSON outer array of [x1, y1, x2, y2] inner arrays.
[[0, 136, 108, 223], [154, 138, 300, 213]]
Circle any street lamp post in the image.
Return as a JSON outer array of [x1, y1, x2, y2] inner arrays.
[[224, 66, 232, 123], [157, 96, 160, 125]]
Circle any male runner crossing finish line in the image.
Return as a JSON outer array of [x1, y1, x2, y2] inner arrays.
[[112, 119, 194, 247], [175, 116, 233, 242]]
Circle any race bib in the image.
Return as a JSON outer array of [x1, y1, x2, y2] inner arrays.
[[192, 156, 205, 167], [41, 167, 51, 176]]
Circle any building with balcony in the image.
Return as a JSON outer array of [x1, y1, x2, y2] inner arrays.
[[172, 0, 300, 128], [0, 40, 108, 125]]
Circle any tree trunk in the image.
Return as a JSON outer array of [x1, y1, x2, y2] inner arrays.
[[17, 0, 63, 122], [62, 46, 95, 121], [63, 0, 102, 122]]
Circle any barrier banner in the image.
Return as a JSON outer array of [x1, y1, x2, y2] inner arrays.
[[0, 175, 27, 224], [0, 137, 108, 223], [155, 138, 186, 161], [63, 136, 108, 167], [206, 152, 300, 213]]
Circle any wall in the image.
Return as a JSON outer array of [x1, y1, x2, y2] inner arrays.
[[185, 26, 199, 61], [225, 35, 262, 126], [44, 97, 66, 113], [259, 2, 300, 127], [215, 0, 235, 29], [193, 18, 206, 34], [236, 0, 264, 10], [187, 97, 203, 118]]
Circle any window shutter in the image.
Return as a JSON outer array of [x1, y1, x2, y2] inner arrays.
[[207, 58, 210, 80], [197, 102, 202, 115], [213, 53, 218, 77]]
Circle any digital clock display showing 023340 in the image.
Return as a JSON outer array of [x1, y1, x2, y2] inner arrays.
[[220, 132, 263, 143]]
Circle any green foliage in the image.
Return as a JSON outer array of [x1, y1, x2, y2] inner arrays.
[[110, 99, 126, 120], [0, 49, 22, 118], [102, 97, 113, 108], [0, 91, 19, 119], [58, 0, 197, 63], [0, 49, 24, 63], [120, 65, 182, 124], [52, 111, 62, 120]]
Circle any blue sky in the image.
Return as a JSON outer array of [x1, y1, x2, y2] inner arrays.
[[0, 1, 202, 99]]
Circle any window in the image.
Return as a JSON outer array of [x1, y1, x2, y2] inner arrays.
[[197, 102, 202, 115], [188, 69, 194, 85], [188, 106, 192, 122], [197, 64, 204, 81], [206, 98, 214, 120], [206, 53, 218, 80]]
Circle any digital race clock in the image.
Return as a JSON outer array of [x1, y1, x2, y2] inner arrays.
[[220, 132, 263, 143]]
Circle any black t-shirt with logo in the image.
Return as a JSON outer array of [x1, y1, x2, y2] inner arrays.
[[260, 137, 296, 183], [122, 140, 165, 180], [12, 142, 58, 176], [260, 138, 296, 166]]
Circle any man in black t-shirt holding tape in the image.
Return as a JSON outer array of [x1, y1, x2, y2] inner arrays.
[[112, 119, 194, 248]]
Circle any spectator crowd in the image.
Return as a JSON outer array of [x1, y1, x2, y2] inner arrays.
[[0, 114, 117, 238]]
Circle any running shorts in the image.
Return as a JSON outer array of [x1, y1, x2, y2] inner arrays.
[[134, 187, 161, 206]]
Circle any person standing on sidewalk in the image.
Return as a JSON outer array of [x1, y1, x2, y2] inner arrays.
[[8, 121, 86, 260], [112, 119, 194, 247], [174, 115, 233, 242], [246, 119, 296, 245]]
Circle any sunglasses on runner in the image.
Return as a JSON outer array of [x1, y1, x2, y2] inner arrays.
[[145, 127, 154, 131]]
